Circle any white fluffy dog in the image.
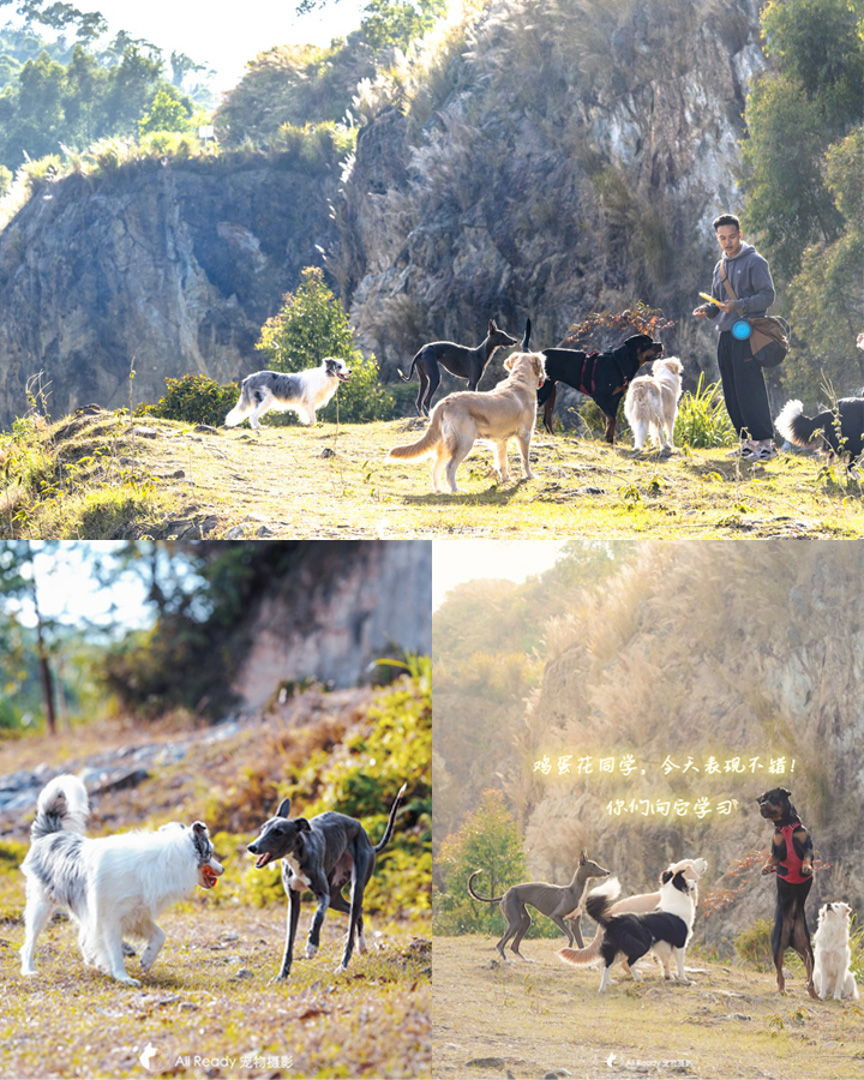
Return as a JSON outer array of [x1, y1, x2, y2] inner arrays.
[[624, 356, 684, 451], [20, 774, 223, 986], [813, 902, 860, 1001], [225, 356, 351, 430]]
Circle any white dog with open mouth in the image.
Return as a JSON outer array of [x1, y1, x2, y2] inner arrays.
[[813, 902, 860, 1000], [20, 774, 223, 986], [225, 356, 352, 430], [624, 356, 684, 451]]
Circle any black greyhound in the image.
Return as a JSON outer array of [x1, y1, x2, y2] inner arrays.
[[399, 319, 518, 415], [757, 787, 818, 998], [248, 784, 406, 979]]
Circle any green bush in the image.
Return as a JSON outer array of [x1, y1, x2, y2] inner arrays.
[[675, 372, 737, 448], [136, 374, 239, 426], [256, 266, 396, 423], [733, 917, 775, 970]]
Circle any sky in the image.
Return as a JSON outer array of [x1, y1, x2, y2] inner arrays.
[[74, 0, 368, 93], [433, 540, 565, 610]]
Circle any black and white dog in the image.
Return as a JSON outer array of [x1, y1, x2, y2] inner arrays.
[[248, 784, 406, 979], [775, 397, 864, 466], [225, 356, 352, 430], [20, 774, 223, 986], [560, 869, 696, 992]]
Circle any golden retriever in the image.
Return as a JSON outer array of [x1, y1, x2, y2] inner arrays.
[[388, 351, 546, 493]]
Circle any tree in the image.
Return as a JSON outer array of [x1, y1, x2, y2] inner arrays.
[[138, 87, 192, 136], [256, 266, 395, 422], [434, 788, 527, 934]]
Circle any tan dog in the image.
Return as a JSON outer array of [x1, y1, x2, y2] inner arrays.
[[559, 857, 707, 978], [624, 356, 683, 451], [388, 351, 546, 493]]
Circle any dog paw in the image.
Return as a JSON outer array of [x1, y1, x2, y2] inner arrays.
[[304, 944, 318, 959], [116, 975, 141, 987]]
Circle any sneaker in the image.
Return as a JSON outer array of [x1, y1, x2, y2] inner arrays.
[[739, 442, 758, 459], [755, 443, 777, 461]]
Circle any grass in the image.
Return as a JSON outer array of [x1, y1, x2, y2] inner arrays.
[[0, 682, 431, 1078], [1, 908, 430, 1079], [433, 934, 864, 1080], [3, 409, 864, 538]]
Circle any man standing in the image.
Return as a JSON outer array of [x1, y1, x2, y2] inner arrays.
[[693, 213, 777, 460]]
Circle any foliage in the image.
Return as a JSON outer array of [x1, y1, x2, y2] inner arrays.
[[256, 267, 395, 423], [558, 302, 676, 348], [433, 788, 527, 934], [675, 373, 737, 449], [137, 87, 195, 136], [214, 1, 445, 145], [741, 0, 863, 404], [733, 917, 775, 971], [0, 42, 197, 171], [136, 374, 240, 427]]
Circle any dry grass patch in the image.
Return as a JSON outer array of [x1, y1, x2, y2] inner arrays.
[[3, 410, 864, 537], [432, 934, 864, 1080]]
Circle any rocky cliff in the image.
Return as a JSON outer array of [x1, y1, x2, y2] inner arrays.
[[338, 0, 768, 384], [520, 541, 864, 950], [0, 0, 768, 428], [0, 151, 341, 427]]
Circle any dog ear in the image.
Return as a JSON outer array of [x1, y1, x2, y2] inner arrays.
[[276, 797, 291, 819], [660, 869, 673, 884], [296, 818, 311, 832], [504, 353, 516, 371], [579, 850, 586, 863], [192, 821, 209, 837]]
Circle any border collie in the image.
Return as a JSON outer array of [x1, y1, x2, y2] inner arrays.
[[559, 869, 696, 991], [775, 397, 864, 465], [20, 774, 223, 986], [225, 357, 351, 430]]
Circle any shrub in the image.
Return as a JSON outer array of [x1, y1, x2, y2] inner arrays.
[[733, 917, 775, 970], [136, 374, 239, 426], [256, 266, 395, 423], [675, 372, 737, 448]]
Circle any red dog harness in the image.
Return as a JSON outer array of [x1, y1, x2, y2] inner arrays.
[[773, 822, 811, 884]]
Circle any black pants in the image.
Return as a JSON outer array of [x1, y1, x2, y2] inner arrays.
[[717, 331, 773, 441]]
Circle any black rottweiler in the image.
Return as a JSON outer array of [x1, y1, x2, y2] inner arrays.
[[530, 326, 664, 441], [757, 787, 818, 998]]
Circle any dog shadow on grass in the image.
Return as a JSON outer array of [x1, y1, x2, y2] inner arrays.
[[401, 477, 531, 505]]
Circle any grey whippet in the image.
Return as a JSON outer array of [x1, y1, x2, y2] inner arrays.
[[248, 783, 406, 979], [467, 850, 610, 960]]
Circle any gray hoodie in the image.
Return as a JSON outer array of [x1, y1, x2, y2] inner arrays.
[[704, 242, 776, 333]]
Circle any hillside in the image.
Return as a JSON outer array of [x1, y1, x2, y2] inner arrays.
[[0, 0, 768, 430], [3, 408, 864, 539]]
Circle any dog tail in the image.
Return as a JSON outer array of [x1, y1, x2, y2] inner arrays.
[[31, 774, 89, 840], [397, 355, 420, 383], [584, 876, 622, 927], [558, 931, 607, 968], [224, 382, 253, 427], [374, 782, 407, 853], [466, 870, 504, 904], [774, 399, 832, 447], [388, 408, 444, 461], [521, 318, 531, 351]]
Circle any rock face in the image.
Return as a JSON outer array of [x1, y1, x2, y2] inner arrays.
[[523, 541, 864, 950], [232, 540, 432, 708], [337, 0, 768, 384], [0, 154, 341, 427]]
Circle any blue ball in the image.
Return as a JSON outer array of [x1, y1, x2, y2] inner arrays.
[[732, 319, 752, 340]]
